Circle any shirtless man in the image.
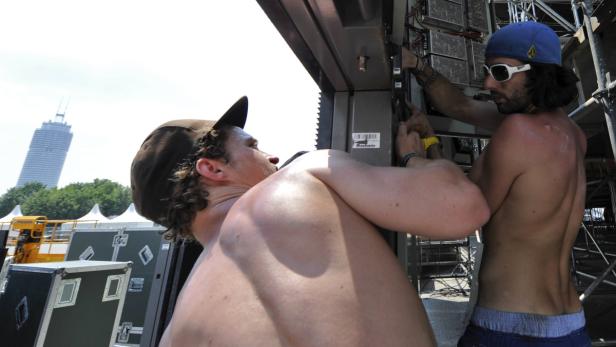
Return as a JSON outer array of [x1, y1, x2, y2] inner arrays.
[[130, 96, 489, 346], [403, 21, 591, 345]]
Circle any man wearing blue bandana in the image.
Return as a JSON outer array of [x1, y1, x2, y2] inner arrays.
[[403, 21, 591, 346]]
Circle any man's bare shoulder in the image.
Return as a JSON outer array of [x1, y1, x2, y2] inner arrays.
[[493, 113, 581, 160], [241, 154, 331, 208], [219, 152, 352, 273], [224, 153, 342, 236], [496, 113, 549, 143], [234, 149, 347, 211]]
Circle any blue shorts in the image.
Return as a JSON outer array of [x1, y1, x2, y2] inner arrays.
[[457, 306, 592, 347]]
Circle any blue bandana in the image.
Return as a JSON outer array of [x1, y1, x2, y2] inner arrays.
[[486, 21, 561, 66]]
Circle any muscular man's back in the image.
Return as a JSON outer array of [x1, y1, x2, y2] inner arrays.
[[472, 111, 587, 315], [168, 164, 436, 346]]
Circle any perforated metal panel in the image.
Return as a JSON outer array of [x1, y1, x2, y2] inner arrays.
[[423, 0, 464, 30], [467, 0, 489, 32], [428, 31, 467, 60], [429, 55, 469, 86], [469, 41, 486, 87]]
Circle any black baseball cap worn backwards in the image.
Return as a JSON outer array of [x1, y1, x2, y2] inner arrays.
[[131, 96, 248, 226]]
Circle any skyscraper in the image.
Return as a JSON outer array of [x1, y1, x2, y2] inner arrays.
[[16, 113, 73, 188]]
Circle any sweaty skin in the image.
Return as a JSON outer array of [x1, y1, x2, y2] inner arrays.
[[159, 127, 489, 347], [402, 49, 588, 315]]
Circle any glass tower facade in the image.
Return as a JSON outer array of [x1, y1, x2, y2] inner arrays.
[[16, 114, 73, 188]]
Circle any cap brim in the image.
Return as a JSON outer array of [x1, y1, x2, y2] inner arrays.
[[214, 96, 248, 130]]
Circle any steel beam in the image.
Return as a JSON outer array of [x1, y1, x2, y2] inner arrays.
[[576, 271, 616, 290], [534, 0, 576, 32], [580, 0, 616, 159], [580, 223, 616, 280], [578, 258, 616, 302]]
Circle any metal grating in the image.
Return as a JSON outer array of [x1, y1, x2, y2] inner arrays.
[[423, 0, 465, 30], [467, 0, 489, 32], [469, 40, 486, 87], [427, 30, 468, 60], [429, 54, 470, 86]]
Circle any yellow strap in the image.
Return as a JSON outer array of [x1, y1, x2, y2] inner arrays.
[[421, 136, 439, 150]]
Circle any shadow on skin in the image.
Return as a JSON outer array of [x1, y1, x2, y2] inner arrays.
[[250, 168, 338, 278]]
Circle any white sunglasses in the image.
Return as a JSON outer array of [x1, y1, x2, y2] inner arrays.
[[482, 63, 531, 82]]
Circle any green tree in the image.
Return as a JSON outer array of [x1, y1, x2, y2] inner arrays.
[[0, 182, 46, 217], [85, 179, 133, 217], [18, 179, 132, 220]]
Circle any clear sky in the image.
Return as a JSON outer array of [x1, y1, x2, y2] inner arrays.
[[0, 0, 320, 196]]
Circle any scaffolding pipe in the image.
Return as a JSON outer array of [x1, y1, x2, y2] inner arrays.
[[568, 96, 598, 119], [573, 246, 616, 258], [586, 178, 607, 202], [568, 79, 616, 119], [513, 1, 538, 22], [608, 79, 616, 92], [571, 0, 581, 28], [580, 0, 616, 159], [576, 271, 616, 289], [531, 0, 536, 18], [580, 223, 616, 280], [511, 2, 519, 22], [579, 256, 616, 301], [610, 181, 616, 227], [535, 0, 576, 32]]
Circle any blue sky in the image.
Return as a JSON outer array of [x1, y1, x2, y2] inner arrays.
[[0, 0, 319, 195]]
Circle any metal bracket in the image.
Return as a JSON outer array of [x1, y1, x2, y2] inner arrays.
[[15, 296, 29, 330], [138, 245, 154, 266], [79, 246, 95, 261], [112, 234, 129, 248], [117, 322, 133, 343], [392, 45, 410, 123]]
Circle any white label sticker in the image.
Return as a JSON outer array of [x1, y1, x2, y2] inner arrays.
[[352, 133, 380, 149]]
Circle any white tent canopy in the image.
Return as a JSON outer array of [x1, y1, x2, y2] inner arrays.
[[100, 203, 156, 228], [62, 203, 109, 230], [0, 205, 23, 230], [77, 203, 109, 222]]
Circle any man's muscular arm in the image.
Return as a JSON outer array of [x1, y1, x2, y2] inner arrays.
[[402, 48, 504, 132], [469, 116, 528, 212], [290, 149, 489, 240], [158, 324, 172, 347]]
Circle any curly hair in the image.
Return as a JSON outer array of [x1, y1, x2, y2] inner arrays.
[[164, 126, 230, 240], [525, 62, 579, 111]]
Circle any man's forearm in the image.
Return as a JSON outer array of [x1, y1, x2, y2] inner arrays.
[[411, 61, 471, 120], [404, 55, 503, 131], [404, 156, 450, 170]]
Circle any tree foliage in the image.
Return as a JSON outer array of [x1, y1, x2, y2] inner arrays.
[[0, 182, 46, 217], [0, 179, 132, 220]]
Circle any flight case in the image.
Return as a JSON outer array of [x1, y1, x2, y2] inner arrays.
[[0, 260, 131, 347], [65, 227, 169, 346]]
